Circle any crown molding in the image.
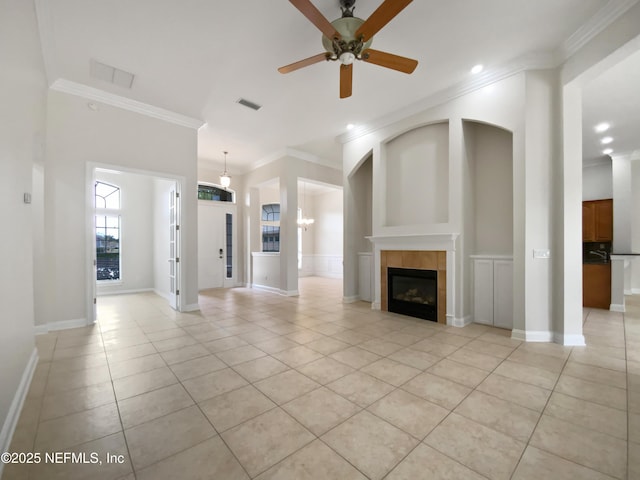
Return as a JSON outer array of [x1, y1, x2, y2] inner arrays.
[[337, 52, 557, 145], [558, 0, 640, 61], [50, 79, 204, 129]]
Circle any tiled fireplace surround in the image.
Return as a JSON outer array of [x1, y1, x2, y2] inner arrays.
[[369, 234, 459, 327]]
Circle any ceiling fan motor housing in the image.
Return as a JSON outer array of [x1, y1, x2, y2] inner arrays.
[[321, 17, 373, 62]]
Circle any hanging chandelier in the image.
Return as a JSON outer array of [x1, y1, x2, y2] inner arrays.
[[297, 181, 314, 228], [220, 151, 231, 189]]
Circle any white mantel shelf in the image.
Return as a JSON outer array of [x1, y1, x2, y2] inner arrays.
[[366, 233, 460, 251]]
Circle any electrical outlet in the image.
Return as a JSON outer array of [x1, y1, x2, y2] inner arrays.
[[533, 249, 550, 259]]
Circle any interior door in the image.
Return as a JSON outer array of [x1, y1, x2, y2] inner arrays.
[[198, 205, 225, 289], [168, 185, 180, 310]]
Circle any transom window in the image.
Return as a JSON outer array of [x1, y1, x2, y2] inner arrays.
[[198, 184, 233, 202], [95, 181, 120, 209]]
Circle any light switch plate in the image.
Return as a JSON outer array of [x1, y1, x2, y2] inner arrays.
[[533, 249, 550, 259]]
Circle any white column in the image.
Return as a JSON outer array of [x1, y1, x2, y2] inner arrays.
[[279, 173, 298, 295]]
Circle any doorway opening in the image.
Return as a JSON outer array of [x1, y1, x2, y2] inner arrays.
[[87, 165, 182, 323]]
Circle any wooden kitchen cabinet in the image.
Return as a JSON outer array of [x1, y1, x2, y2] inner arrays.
[[583, 263, 611, 309], [583, 199, 613, 242]]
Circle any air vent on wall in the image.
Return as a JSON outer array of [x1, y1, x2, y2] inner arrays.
[[236, 98, 262, 111], [90, 59, 135, 89]]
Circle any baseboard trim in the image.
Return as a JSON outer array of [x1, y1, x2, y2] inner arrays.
[[98, 288, 154, 296], [35, 318, 88, 335], [553, 333, 586, 346], [252, 284, 281, 295], [153, 289, 171, 302], [0, 347, 38, 473], [280, 289, 299, 297], [511, 329, 553, 342], [183, 303, 200, 312], [450, 315, 472, 328], [34, 324, 49, 335], [315, 273, 344, 279], [372, 302, 381, 311], [632, 288, 640, 295], [624, 289, 633, 295], [610, 303, 625, 312], [343, 295, 360, 303]]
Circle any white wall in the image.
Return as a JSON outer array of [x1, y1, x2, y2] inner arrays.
[[95, 170, 154, 295], [472, 123, 514, 255], [310, 189, 343, 278], [0, 0, 46, 460], [612, 155, 632, 253], [251, 253, 280, 290], [42, 90, 198, 324], [632, 160, 640, 290], [385, 123, 449, 226], [582, 162, 613, 200]]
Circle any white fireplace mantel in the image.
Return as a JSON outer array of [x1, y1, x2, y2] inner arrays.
[[366, 233, 460, 251], [366, 232, 462, 327]]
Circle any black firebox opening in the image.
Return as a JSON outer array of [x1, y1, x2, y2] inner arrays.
[[388, 267, 437, 322]]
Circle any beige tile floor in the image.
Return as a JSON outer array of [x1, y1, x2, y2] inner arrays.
[[2, 277, 638, 479]]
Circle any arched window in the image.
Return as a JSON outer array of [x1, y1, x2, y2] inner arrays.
[[95, 181, 121, 281], [261, 203, 280, 252]]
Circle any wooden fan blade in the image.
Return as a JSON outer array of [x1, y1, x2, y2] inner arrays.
[[340, 64, 353, 98], [289, 0, 341, 40], [356, 0, 412, 41], [361, 48, 418, 74], [278, 53, 329, 74]]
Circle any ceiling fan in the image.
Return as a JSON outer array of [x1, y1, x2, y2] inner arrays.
[[278, 0, 418, 99]]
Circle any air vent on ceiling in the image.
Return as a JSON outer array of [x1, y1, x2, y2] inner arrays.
[[90, 59, 135, 89], [236, 98, 262, 111]]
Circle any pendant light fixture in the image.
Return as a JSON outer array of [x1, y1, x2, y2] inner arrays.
[[220, 151, 231, 189], [297, 181, 315, 229]]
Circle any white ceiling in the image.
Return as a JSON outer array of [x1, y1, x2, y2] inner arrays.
[[582, 47, 640, 165], [36, 0, 633, 173]]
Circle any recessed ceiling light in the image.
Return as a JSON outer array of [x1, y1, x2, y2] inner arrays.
[[594, 122, 610, 133], [603, 148, 613, 155], [471, 64, 484, 74], [601, 136, 613, 144], [346, 123, 355, 130]]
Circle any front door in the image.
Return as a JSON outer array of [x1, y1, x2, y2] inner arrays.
[[198, 203, 235, 289]]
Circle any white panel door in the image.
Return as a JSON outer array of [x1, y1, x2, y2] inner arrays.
[[168, 186, 179, 310], [473, 259, 494, 325], [198, 204, 236, 289], [493, 260, 514, 329]]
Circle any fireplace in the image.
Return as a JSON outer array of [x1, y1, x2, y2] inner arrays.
[[388, 267, 438, 321]]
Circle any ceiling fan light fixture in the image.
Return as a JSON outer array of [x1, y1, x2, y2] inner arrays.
[[340, 52, 356, 65]]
